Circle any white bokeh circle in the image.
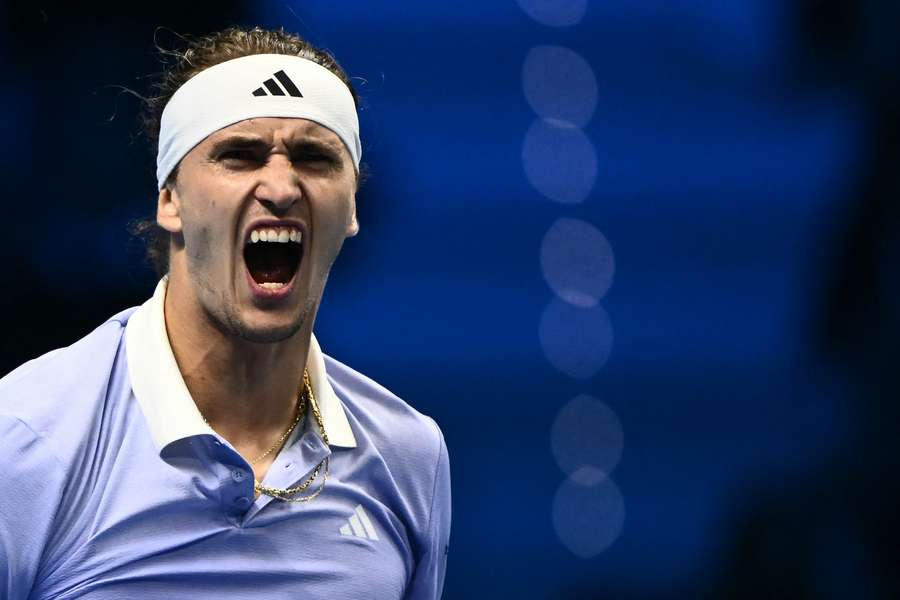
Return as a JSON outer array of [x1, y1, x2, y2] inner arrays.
[[552, 474, 625, 558], [516, 0, 588, 27], [540, 217, 614, 307], [551, 394, 623, 485], [539, 297, 613, 379], [523, 118, 597, 204], [523, 45, 598, 127]]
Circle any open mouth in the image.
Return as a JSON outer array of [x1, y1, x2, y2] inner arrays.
[[243, 225, 303, 290]]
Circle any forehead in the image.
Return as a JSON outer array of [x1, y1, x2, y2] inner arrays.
[[202, 117, 347, 154]]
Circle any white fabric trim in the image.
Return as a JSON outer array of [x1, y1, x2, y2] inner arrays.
[[125, 278, 357, 451], [156, 54, 361, 190]]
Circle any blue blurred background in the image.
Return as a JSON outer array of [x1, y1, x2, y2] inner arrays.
[[2, 1, 898, 598]]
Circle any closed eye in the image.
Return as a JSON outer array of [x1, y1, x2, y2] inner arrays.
[[208, 136, 270, 166], [219, 149, 263, 162], [289, 143, 344, 173], [292, 152, 336, 164]]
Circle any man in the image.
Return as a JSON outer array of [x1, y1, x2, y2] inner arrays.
[[0, 27, 450, 599]]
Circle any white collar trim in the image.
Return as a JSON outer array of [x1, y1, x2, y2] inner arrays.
[[125, 279, 357, 451]]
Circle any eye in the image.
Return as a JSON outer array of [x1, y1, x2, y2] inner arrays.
[[292, 152, 335, 165], [219, 149, 261, 162]]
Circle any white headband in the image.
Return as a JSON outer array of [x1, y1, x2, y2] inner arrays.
[[156, 54, 361, 190]]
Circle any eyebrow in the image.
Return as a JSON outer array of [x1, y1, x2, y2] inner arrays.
[[207, 136, 268, 159]]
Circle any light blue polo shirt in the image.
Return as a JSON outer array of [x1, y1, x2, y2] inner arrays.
[[0, 280, 450, 599]]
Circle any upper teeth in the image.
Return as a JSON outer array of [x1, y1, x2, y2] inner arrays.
[[249, 227, 302, 244]]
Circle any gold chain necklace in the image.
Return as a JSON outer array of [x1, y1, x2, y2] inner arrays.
[[201, 369, 330, 503], [254, 370, 330, 503], [248, 392, 305, 465]]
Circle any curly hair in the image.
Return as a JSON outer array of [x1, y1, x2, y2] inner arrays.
[[132, 26, 361, 277]]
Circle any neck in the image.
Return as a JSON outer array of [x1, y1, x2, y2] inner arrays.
[[162, 273, 314, 453]]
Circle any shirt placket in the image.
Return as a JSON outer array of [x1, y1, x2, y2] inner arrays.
[[243, 424, 332, 520]]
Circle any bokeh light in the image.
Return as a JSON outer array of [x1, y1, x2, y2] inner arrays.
[[540, 217, 615, 307], [516, 0, 588, 27], [523, 45, 598, 128], [551, 394, 623, 485], [552, 472, 625, 559], [539, 297, 613, 379], [523, 118, 597, 204]]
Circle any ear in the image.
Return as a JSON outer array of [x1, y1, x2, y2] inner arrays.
[[157, 186, 183, 233], [346, 195, 359, 238]]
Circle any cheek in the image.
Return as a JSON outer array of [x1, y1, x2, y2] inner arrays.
[[319, 205, 354, 248], [178, 193, 232, 268], [186, 224, 214, 267], [334, 191, 357, 227]]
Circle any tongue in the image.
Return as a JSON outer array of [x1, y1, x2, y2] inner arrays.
[[252, 263, 293, 284]]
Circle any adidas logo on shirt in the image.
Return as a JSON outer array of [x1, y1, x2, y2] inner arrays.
[[340, 505, 379, 541], [251, 70, 304, 98]]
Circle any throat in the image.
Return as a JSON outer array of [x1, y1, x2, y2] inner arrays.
[[244, 242, 302, 284]]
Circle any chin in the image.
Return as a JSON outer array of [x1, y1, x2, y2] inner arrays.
[[217, 304, 309, 345], [232, 319, 304, 344]]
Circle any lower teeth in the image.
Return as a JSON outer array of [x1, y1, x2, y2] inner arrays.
[[259, 282, 286, 289]]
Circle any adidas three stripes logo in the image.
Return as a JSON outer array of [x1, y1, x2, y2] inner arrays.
[[252, 70, 304, 98], [340, 504, 379, 541]]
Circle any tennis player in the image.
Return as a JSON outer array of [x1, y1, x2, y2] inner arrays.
[[0, 27, 450, 599]]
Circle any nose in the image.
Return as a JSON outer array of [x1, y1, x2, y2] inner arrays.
[[254, 156, 301, 212]]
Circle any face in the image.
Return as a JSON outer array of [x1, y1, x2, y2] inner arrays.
[[158, 117, 359, 344]]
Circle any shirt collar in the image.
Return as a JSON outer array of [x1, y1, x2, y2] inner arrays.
[[124, 278, 357, 452]]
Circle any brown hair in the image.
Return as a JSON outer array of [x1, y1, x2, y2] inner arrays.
[[132, 26, 361, 277]]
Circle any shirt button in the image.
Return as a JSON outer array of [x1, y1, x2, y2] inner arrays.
[[234, 496, 251, 509], [232, 469, 247, 482]]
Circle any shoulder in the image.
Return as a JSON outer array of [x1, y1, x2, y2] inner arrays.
[[0, 307, 137, 457], [0, 307, 134, 389], [324, 353, 445, 462]]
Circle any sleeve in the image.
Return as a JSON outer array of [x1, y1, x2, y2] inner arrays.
[[404, 428, 452, 600], [0, 416, 66, 600]]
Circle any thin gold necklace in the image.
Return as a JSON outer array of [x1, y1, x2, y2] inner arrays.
[[200, 372, 304, 464], [200, 369, 330, 503], [248, 394, 305, 465], [254, 370, 330, 503]]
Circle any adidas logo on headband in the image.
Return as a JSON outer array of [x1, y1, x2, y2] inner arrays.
[[251, 70, 303, 98]]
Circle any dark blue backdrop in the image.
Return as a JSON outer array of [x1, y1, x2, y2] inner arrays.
[[2, 1, 898, 598]]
